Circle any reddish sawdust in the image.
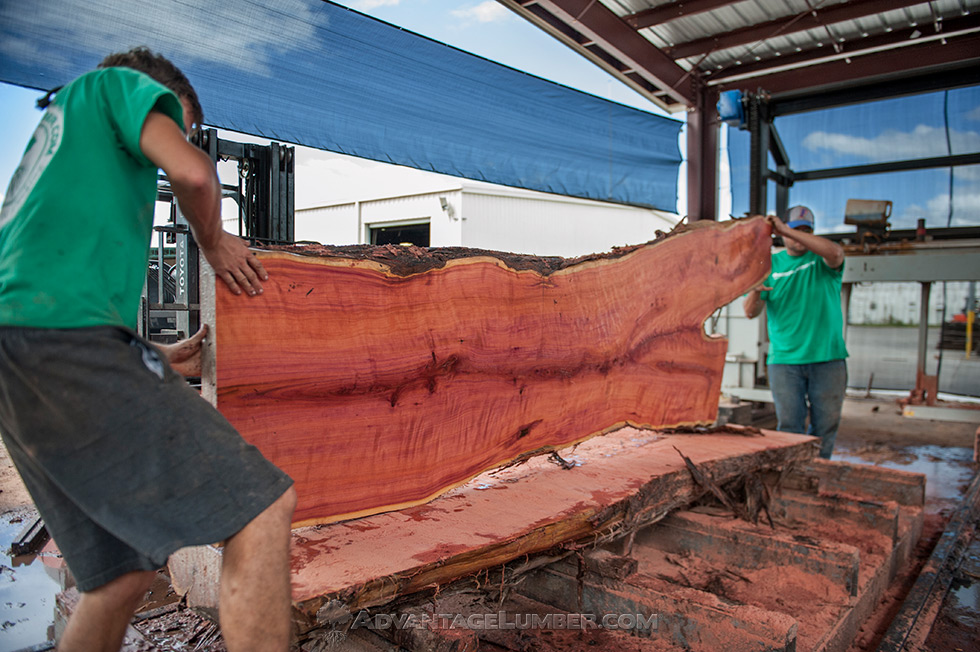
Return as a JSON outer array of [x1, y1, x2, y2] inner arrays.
[[846, 512, 948, 652], [632, 544, 849, 652], [447, 592, 683, 652], [479, 627, 678, 652], [799, 518, 890, 569]]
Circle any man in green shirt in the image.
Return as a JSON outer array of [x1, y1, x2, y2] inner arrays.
[[743, 206, 848, 459], [0, 48, 295, 651]]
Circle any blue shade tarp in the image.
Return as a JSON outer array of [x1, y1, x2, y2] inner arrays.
[[727, 86, 980, 230], [0, 0, 682, 211]]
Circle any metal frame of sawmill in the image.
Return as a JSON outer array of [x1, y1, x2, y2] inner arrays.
[[734, 68, 980, 401], [742, 65, 980, 219], [498, 0, 980, 223]]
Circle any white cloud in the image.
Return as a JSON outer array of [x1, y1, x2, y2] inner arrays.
[[965, 104, 980, 121], [451, 2, 512, 24], [803, 124, 980, 163], [0, 0, 322, 77], [894, 190, 980, 227], [953, 165, 980, 182]]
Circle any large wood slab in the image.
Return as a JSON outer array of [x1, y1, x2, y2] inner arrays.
[[167, 428, 817, 632], [284, 429, 815, 625], [202, 218, 772, 525]]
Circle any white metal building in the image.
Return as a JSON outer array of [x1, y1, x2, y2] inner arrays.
[[296, 181, 678, 258]]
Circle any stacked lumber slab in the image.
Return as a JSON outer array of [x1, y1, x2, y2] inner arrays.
[[166, 426, 818, 633]]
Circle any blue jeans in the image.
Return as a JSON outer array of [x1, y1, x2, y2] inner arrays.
[[768, 360, 847, 459]]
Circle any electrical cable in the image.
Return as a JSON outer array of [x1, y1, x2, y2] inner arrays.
[[935, 90, 954, 388]]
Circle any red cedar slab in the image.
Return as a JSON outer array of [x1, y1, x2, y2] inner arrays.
[[284, 427, 816, 626], [167, 427, 817, 626], [203, 217, 772, 525]]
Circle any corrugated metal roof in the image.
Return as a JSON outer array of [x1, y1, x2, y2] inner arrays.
[[501, 0, 980, 111]]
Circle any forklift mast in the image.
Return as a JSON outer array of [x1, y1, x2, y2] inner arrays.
[[140, 130, 295, 345]]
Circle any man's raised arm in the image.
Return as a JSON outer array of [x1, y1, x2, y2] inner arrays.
[[138, 109, 268, 296]]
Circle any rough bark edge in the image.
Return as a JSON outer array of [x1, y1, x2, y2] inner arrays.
[[262, 216, 761, 278]]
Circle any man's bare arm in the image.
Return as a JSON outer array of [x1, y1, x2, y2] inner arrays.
[[138, 110, 268, 296], [155, 325, 208, 377], [743, 283, 771, 319], [768, 215, 845, 269]]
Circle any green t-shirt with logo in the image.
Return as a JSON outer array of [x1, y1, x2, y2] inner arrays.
[[761, 249, 849, 365], [0, 67, 184, 329]]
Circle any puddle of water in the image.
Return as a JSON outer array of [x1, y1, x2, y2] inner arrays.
[[948, 576, 979, 614], [0, 511, 62, 652], [832, 444, 975, 509]]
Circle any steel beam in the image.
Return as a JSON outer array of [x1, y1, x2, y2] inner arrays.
[[769, 63, 980, 116], [796, 152, 980, 182], [521, 0, 695, 106], [686, 85, 719, 220], [626, 0, 732, 30], [668, 0, 929, 61], [725, 387, 774, 403], [708, 16, 980, 88], [711, 32, 980, 98], [746, 94, 770, 216]]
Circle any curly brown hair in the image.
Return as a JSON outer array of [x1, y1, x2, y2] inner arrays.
[[98, 47, 203, 134]]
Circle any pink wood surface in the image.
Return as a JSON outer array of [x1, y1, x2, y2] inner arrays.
[[210, 217, 772, 525]]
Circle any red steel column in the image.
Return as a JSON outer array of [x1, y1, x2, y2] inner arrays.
[[686, 84, 719, 221]]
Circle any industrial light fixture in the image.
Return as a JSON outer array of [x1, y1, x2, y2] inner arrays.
[[439, 196, 458, 221]]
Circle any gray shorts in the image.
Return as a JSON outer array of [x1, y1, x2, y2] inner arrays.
[[0, 326, 293, 592]]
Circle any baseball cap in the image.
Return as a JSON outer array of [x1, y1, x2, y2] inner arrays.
[[785, 205, 814, 230]]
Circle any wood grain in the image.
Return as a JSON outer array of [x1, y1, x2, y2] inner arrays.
[[167, 427, 817, 628], [284, 427, 815, 631], [203, 217, 772, 525]]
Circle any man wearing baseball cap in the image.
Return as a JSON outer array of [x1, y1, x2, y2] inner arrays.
[[743, 206, 848, 459]]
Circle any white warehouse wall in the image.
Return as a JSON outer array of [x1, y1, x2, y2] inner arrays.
[[360, 190, 463, 247], [460, 186, 677, 257], [296, 189, 465, 246], [295, 203, 360, 245], [296, 182, 677, 255]]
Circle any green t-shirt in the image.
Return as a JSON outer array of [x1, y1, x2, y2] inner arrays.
[[761, 249, 849, 365], [0, 67, 184, 329]]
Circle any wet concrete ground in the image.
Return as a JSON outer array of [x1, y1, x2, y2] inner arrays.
[[834, 445, 975, 515], [0, 395, 976, 651], [924, 537, 980, 651], [0, 509, 60, 651], [828, 397, 978, 652]]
